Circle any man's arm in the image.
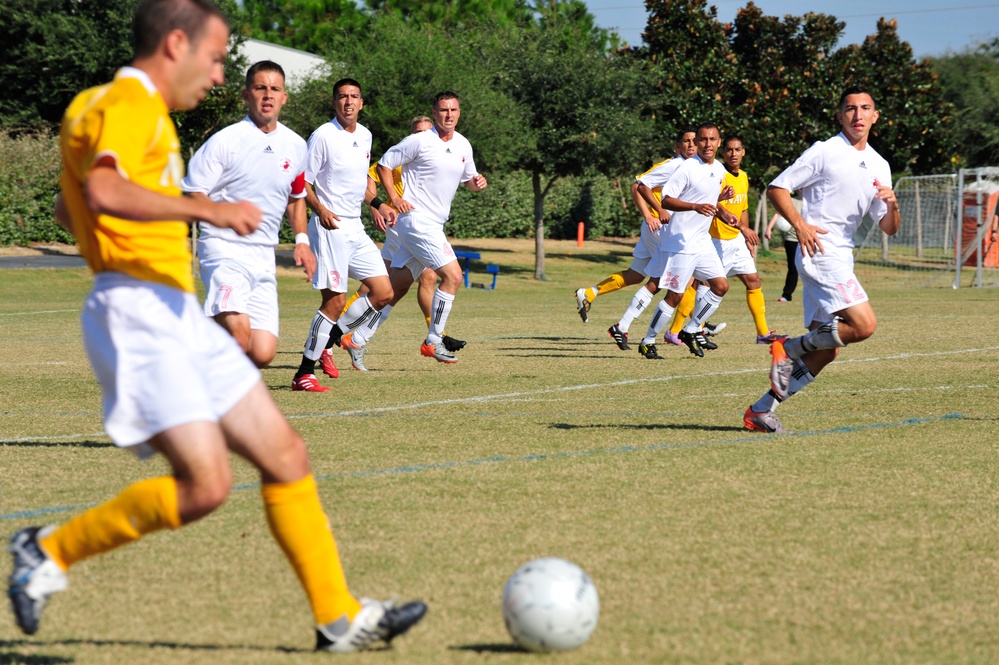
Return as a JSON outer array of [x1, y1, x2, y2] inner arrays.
[[376, 164, 412, 213], [303, 181, 339, 230], [631, 181, 663, 233], [286, 196, 316, 280], [87, 159, 260, 235], [364, 175, 397, 229], [636, 182, 667, 225], [54, 194, 74, 236], [465, 174, 488, 191], [662, 194, 717, 217], [874, 179, 900, 236], [768, 185, 825, 257]]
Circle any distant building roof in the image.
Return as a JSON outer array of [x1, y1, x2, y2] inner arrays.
[[237, 38, 327, 89]]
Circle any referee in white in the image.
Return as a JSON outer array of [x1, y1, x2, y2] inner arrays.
[[376, 91, 488, 364], [183, 60, 315, 369]]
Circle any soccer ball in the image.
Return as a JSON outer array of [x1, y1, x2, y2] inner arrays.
[[502, 557, 600, 652]]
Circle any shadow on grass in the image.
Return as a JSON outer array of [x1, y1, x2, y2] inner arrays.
[[0, 441, 113, 449], [549, 422, 743, 433], [0, 652, 74, 664], [0, 638, 309, 655], [450, 643, 528, 654]]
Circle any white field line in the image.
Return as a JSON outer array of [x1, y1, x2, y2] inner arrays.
[[0, 309, 79, 316]]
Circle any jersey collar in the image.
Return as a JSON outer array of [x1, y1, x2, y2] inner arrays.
[[115, 67, 157, 95]]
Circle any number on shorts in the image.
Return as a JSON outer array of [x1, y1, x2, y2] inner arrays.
[[664, 272, 681, 291], [218, 284, 233, 309], [834, 279, 864, 304]]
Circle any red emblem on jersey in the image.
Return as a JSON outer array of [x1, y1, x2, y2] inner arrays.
[[280, 158, 291, 172]]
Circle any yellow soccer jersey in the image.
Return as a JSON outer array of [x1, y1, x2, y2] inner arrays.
[[60, 70, 192, 292], [635, 159, 669, 220], [711, 168, 749, 241], [368, 163, 405, 206]]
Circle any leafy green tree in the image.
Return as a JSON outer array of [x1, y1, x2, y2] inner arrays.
[[363, 0, 533, 28], [499, 2, 657, 278], [930, 40, 999, 168], [242, 0, 367, 54]]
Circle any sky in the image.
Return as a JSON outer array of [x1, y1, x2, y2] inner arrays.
[[582, 0, 999, 58]]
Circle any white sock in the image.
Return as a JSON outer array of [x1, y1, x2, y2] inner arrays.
[[784, 319, 845, 359], [618, 287, 654, 333], [303, 310, 336, 361], [683, 289, 723, 333], [427, 289, 454, 344], [354, 304, 393, 345], [787, 358, 815, 397], [752, 390, 782, 413], [338, 295, 377, 334], [642, 299, 676, 345]]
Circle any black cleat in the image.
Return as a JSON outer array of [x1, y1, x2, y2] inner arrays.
[[678, 330, 705, 357], [316, 599, 428, 652], [607, 324, 630, 350], [638, 343, 665, 360], [441, 335, 466, 353]]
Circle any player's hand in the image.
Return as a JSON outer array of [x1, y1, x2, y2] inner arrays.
[[394, 198, 414, 214], [380, 204, 398, 227], [317, 208, 340, 230], [294, 243, 316, 281], [718, 185, 735, 202], [213, 200, 262, 236], [742, 227, 760, 247], [645, 214, 661, 233], [873, 179, 897, 208], [694, 203, 718, 217], [764, 229, 772, 240], [796, 223, 828, 257], [371, 206, 387, 232], [468, 174, 488, 191]]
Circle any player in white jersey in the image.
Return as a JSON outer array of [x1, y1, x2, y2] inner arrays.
[[291, 78, 398, 392], [744, 87, 900, 434], [183, 60, 314, 369], [376, 91, 488, 364], [632, 122, 739, 359]]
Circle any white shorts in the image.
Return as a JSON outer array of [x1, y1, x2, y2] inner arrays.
[[82, 272, 260, 458], [797, 248, 869, 326], [390, 211, 456, 279], [712, 235, 757, 277], [627, 222, 662, 277], [309, 215, 388, 292], [656, 248, 725, 293], [381, 225, 401, 262], [198, 237, 279, 337]]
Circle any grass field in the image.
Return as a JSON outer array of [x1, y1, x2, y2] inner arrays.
[[2, 238, 999, 665]]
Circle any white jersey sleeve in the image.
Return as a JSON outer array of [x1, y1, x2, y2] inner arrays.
[[638, 157, 682, 190]]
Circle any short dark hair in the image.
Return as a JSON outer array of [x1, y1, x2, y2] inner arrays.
[[723, 134, 744, 149], [838, 86, 877, 110], [696, 122, 720, 136], [675, 126, 696, 142], [132, 0, 227, 59], [433, 91, 460, 108], [245, 61, 285, 89], [333, 78, 362, 99]]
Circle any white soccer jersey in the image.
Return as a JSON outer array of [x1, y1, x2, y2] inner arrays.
[[770, 132, 891, 252], [659, 155, 727, 254], [637, 156, 684, 190], [306, 118, 372, 227], [183, 117, 307, 246], [378, 126, 478, 225]]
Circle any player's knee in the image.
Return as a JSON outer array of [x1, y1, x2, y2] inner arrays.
[[368, 285, 394, 309], [743, 274, 761, 290], [179, 473, 232, 522], [248, 348, 276, 369], [712, 282, 729, 297]]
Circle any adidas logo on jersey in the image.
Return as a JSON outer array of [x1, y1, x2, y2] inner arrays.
[[446, 148, 452, 154], [264, 146, 274, 154], [859, 161, 867, 169], [353, 141, 359, 148]]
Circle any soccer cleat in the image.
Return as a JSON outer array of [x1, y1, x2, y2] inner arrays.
[[743, 406, 786, 433], [778, 297, 790, 303], [698, 335, 718, 351], [316, 598, 428, 653], [663, 331, 682, 346], [607, 324, 630, 350], [702, 321, 726, 337], [340, 333, 368, 372], [678, 330, 705, 357], [441, 335, 466, 353], [8, 526, 68, 635], [757, 330, 790, 345], [574, 288, 591, 323], [769, 340, 793, 399], [421, 341, 458, 364], [637, 343, 665, 360], [319, 348, 339, 379], [292, 374, 331, 393]]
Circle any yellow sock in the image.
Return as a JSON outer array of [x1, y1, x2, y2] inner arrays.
[[746, 288, 769, 335], [40, 476, 181, 571], [262, 474, 360, 625], [340, 290, 362, 318], [593, 273, 626, 298], [670, 285, 697, 334], [425, 316, 431, 329]]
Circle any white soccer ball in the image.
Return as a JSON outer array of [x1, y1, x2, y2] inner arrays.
[[502, 557, 600, 652]]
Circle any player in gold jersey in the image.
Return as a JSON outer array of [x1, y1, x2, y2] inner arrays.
[[8, 0, 426, 652]]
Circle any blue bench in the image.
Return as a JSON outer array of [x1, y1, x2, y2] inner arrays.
[[453, 250, 499, 289]]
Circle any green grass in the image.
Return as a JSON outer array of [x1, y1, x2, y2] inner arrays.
[[2, 238, 999, 664]]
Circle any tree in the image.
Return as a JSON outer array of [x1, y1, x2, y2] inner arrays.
[[500, 2, 657, 279], [930, 40, 999, 168], [242, 0, 367, 54], [363, 0, 534, 28]]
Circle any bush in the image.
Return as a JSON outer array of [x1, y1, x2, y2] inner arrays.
[[0, 130, 69, 245]]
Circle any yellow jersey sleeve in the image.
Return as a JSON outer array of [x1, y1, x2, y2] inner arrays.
[[635, 159, 669, 220], [711, 169, 749, 241], [60, 75, 193, 292], [367, 163, 405, 206]]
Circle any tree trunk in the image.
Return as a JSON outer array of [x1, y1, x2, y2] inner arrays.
[[532, 170, 557, 281]]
